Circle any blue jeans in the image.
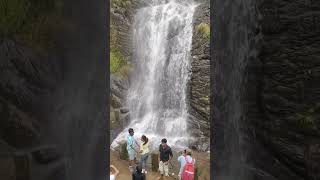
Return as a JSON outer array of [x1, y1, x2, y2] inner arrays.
[[140, 153, 149, 169]]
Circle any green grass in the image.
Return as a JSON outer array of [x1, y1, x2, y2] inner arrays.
[[196, 23, 210, 39]]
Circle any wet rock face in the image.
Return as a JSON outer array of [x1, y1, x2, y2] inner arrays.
[[213, 0, 320, 179], [1, 1, 108, 179], [251, 1, 320, 179], [110, 75, 130, 141], [0, 39, 60, 149], [189, 2, 210, 149]]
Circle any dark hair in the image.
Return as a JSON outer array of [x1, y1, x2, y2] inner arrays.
[[141, 135, 148, 145], [128, 128, 134, 133], [161, 138, 167, 144], [136, 165, 142, 173]]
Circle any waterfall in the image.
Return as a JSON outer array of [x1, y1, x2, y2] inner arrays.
[[111, 0, 197, 151]]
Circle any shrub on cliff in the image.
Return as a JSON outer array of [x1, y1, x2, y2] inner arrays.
[[196, 23, 210, 39], [110, 50, 132, 78]]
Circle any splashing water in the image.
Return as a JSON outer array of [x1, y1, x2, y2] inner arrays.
[[111, 0, 197, 151]]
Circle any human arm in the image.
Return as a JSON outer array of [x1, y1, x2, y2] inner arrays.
[[110, 165, 119, 177], [169, 148, 173, 161]]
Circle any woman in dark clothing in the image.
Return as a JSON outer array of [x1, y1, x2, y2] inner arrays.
[[132, 165, 146, 180]]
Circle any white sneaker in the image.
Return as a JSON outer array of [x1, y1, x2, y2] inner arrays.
[[145, 171, 148, 174]]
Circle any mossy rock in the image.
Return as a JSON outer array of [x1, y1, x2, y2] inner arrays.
[[119, 141, 128, 160], [110, 50, 127, 73], [196, 23, 210, 39], [0, 0, 68, 51], [200, 96, 210, 104], [193, 162, 199, 180], [111, 0, 131, 9], [151, 153, 159, 172]]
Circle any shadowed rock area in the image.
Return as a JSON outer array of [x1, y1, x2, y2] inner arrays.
[[213, 0, 320, 179], [0, 0, 107, 180]]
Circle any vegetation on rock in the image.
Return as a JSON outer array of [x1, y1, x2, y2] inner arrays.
[[110, 50, 132, 77], [0, 0, 67, 51], [196, 23, 210, 39], [111, 0, 131, 9]]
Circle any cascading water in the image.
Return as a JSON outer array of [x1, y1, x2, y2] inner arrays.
[[111, 0, 197, 150]]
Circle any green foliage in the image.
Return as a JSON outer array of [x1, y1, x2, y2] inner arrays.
[[110, 50, 127, 73], [196, 23, 210, 39], [111, 0, 131, 8], [292, 104, 320, 129], [200, 96, 210, 103], [0, 0, 67, 50]]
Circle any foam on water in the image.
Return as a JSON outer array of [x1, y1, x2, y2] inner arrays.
[[111, 0, 197, 151]]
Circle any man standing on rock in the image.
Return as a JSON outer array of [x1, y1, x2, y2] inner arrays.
[[127, 128, 139, 172], [158, 138, 173, 179]]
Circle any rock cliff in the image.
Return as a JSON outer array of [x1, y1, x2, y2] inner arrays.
[[213, 0, 320, 179]]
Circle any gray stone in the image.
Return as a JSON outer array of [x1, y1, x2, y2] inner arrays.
[[120, 107, 129, 114]]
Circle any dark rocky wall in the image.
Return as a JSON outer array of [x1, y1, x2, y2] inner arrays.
[[0, 0, 108, 179], [213, 0, 320, 179]]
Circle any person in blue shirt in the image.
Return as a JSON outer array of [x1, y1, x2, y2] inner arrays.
[[177, 149, 195, 180], [127, 128, 139, 172]]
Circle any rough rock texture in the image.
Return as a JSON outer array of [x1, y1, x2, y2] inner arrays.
[[189, 1, 210, 150], [110, 1, 134, 58], [213, 0, 320, 179], [0, 0, 108, 179], [110, 75, 130, 141], [110, 0, 212, 148], [109, 1, 136, 141]]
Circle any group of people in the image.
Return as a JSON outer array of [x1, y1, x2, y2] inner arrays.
[[123, 128, 196, 180]]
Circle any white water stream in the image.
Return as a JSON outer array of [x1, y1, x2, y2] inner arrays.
[[111, 0, 197, 151]]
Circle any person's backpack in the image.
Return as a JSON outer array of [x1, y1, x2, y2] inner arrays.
[[181, 156, 195, 180], [132, 172, 145, 180]]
